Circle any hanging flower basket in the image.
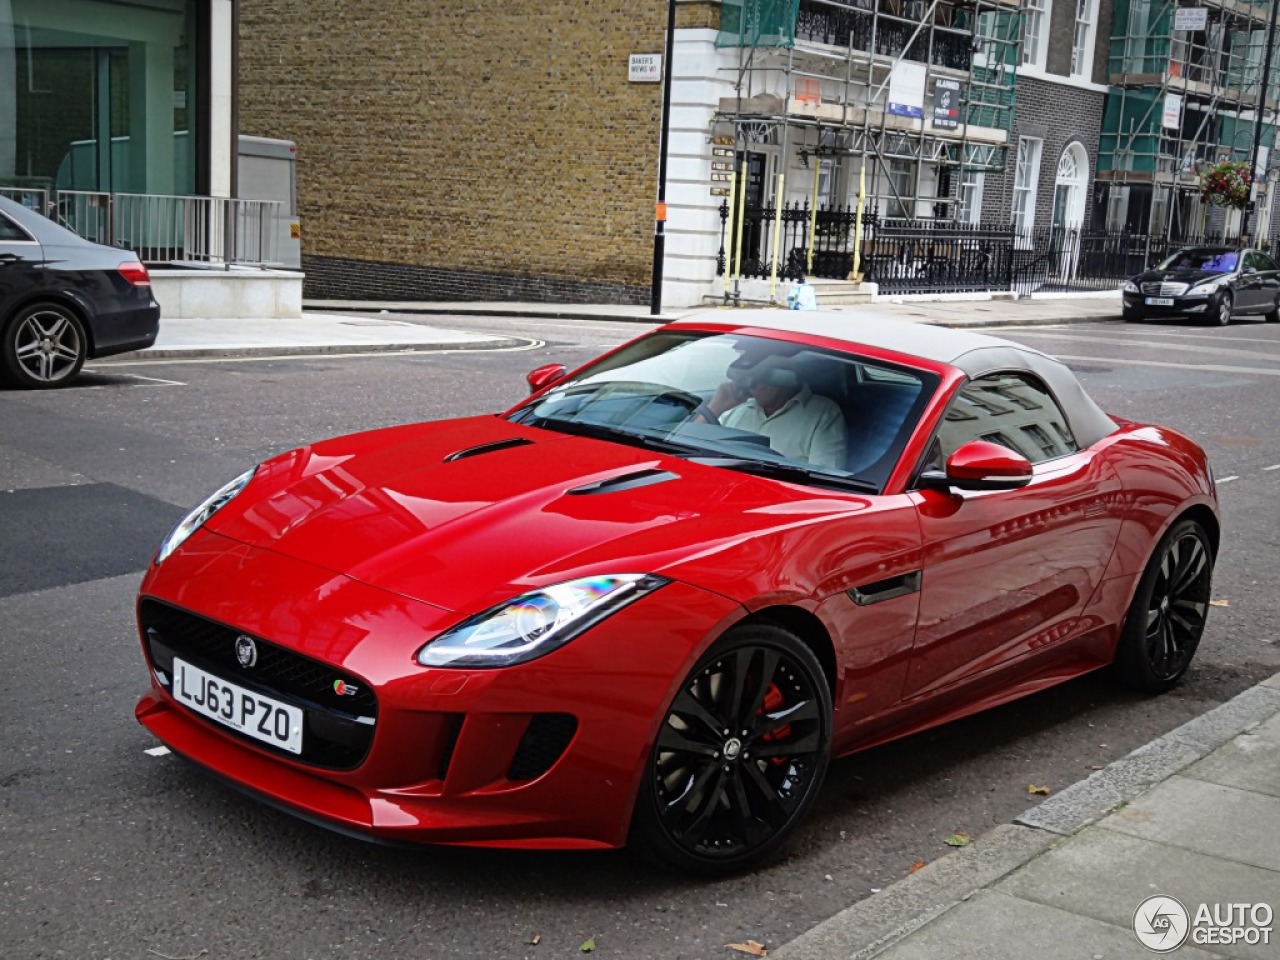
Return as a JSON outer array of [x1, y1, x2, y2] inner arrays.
[[1201, 161, 1252, 210]]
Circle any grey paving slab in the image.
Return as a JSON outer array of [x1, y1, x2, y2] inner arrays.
[[769, 824, 1055, 960], [1015, 736, 1203, 835], [1104, 776, 1280, 872], [869, 890, 1222, 960], [996, 828, 1278, 959], [1183, 714, 1280, 799]]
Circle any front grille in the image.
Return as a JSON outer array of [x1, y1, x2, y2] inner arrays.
[[507, 713, 577, 781], [1141, 281, 1189, 297], [140, 599, 377, 769]]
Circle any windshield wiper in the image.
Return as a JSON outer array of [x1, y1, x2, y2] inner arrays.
[[689, 456, 879, 493], [524, 416, 706, 456]]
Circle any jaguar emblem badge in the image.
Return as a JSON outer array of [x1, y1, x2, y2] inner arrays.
[[234, 634, 258, 668]]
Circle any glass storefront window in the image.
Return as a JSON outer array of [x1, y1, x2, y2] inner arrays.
[[0, 0, 200, 196]]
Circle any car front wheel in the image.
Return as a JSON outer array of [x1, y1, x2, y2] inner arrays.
[[1113, 518, 1213, 693], [631, 623, 832, 874], [2, 302, 88, 388], [1211, 292, 1233, 327]]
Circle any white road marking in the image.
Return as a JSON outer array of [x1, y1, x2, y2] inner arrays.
[[1008, 330, 1280, 363], [1264, 464, 1280, 471], [144, 745, 171, 757], [94, 340, 547, 367], [1218, 476, 1239, 484], [1052, 354, 1280, 377]]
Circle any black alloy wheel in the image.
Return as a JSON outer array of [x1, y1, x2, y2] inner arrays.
[[1212, 291, 1233, 327], [632, 623, 832, 874], [2, 302, 88, 388], [1114, 518, 1213, 693], [1265, 298, 1280, 323]]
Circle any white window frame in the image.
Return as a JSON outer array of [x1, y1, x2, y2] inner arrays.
[[1070, 0, 1097, 79], [958, 169, 986, 224], [1021, 0, 1051, 70], [1011, 137, 1043, 236]]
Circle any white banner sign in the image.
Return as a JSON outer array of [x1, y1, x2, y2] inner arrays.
[[888, 62, 927, 120], [629, 53, 661, 83], [1162, 92, 1183, 130], [1174, 7, 1208, 32]]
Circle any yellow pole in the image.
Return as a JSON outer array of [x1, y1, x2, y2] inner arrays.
[[806, 156, 821, 275], [722, 162, 738, 296], [851, 160, 866, 283], [732, 162, 748, 282], [767, 173, 786, 301]]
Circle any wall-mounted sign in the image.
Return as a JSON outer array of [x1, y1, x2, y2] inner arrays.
[[711, 173, 733, 182], [711, 161, 733, 171], [629, 53, 661, 82], [888, 62, 927, 119], [933, 77, 961, 131], [712, 147, 734, 157], [710, 187, 730, 196], [1174, 7, 1208, 32], [1162, 91, 1183, 129]]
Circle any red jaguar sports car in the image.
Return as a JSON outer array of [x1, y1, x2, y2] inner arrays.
[[135, 314, 1219, 873]]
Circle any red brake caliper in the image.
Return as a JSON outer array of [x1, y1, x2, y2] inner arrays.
[[758, 683, 791, 765]]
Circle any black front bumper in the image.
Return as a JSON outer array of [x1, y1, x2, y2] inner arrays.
[[1122, 290, 1220, 317]]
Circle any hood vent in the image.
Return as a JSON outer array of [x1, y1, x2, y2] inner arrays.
[[443, 437, 534, 462], [567, 468, 680, 496]]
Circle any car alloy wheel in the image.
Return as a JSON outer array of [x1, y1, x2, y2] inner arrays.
[[1213, 292, 1233, 327], [1114, 519, 1213, 693], [2, 302, 88, 388], [633, 624, 832, 874]]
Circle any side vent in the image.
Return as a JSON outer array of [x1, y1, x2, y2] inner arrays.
[[508, 713, 578, 781], [443, 437, 534, 462], [567, 469, 679, 496]]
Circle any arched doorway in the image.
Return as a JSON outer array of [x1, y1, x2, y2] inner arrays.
[[1052, 142, 1089, 230]]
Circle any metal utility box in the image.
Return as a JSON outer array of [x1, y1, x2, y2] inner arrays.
[[238, 136, 301, 269]]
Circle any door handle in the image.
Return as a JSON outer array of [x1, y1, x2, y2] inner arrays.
[[0, 252, 20, 263]]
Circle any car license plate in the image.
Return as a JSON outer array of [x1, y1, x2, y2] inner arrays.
[[172, 657, 303, 754], [1145, 296, 1174, 306]]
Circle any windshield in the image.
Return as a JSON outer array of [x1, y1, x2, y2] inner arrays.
[[1157, 249, 1238, 272], [507, 331, 937, 492]]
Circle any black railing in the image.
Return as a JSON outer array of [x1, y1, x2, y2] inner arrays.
[[717, 200, 1238, 297], [795, 0, 972, 72]]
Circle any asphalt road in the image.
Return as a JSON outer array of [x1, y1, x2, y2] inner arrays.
[[1, 315, 1277, 960]]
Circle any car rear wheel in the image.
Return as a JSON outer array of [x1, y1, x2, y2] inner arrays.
[[2, 302, 88, 388], [1211, 292, 1233, 327], [631, 623, 832, 875], [1265, 300, 1280, 323], [1113, 518, 1213, 693]]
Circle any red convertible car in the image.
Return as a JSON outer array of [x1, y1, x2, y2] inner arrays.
[[135, 314, 1218, 873]]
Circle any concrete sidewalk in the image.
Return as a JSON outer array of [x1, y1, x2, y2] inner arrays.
[[774, 672, 1280, 960], [103, 294, 1123, 362]]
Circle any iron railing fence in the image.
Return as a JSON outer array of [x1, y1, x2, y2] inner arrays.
[[717, 199, 1242, 297], [795, 0, 973, 72], [1, 186, 280, 268], [0, 186, 50, 212]]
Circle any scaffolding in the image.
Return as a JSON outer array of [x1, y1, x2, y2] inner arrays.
[[1099, 0, 1280, 241], [714, 0, 1023, 221]]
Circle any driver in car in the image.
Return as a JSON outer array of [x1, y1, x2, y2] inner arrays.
[[695, 350, 847, 469]]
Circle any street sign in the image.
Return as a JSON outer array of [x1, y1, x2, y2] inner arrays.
[[1162, 92, 1183, 130], [888, 62, 926, 119], [1173, 7, 1207, 32], [629, 53, 661, 82]]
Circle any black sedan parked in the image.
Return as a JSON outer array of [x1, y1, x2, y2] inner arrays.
[[0, 195, 160, 388], [1122, 246, 1280, 326]]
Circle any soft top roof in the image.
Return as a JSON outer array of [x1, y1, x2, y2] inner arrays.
[[670, 311, 1118, 449]]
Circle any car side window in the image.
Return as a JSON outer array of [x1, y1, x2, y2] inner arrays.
[[1248, 251, 1278, 272], [935, 372, 1079, 465], [0, 213, 33, 242]]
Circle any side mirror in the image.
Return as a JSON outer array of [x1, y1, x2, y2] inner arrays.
[[920, 440, 1033, 492], [525, 363, 567, 395]]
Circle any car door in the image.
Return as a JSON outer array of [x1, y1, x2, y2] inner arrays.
[[1247, 251, 1280, 313], [0, 208, 44, 313], [903, 371, 1124, 699]]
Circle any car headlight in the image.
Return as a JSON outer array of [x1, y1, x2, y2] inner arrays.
[[417, 574, 669, 668], [1123, 280, 1139, 293], [1186, 280, 1223, 297], [155, 468, 256, 565]]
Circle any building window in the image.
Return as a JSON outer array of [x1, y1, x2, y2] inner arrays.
[[1071, 0, 1096, 78], [1012, 137, 1043, 235], [958, 169, 985, 224], [1022, 0, 1050, 69], [885, 159, 915, 219]]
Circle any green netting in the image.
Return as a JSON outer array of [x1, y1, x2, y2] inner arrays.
[[716, 0, 799, 48]]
